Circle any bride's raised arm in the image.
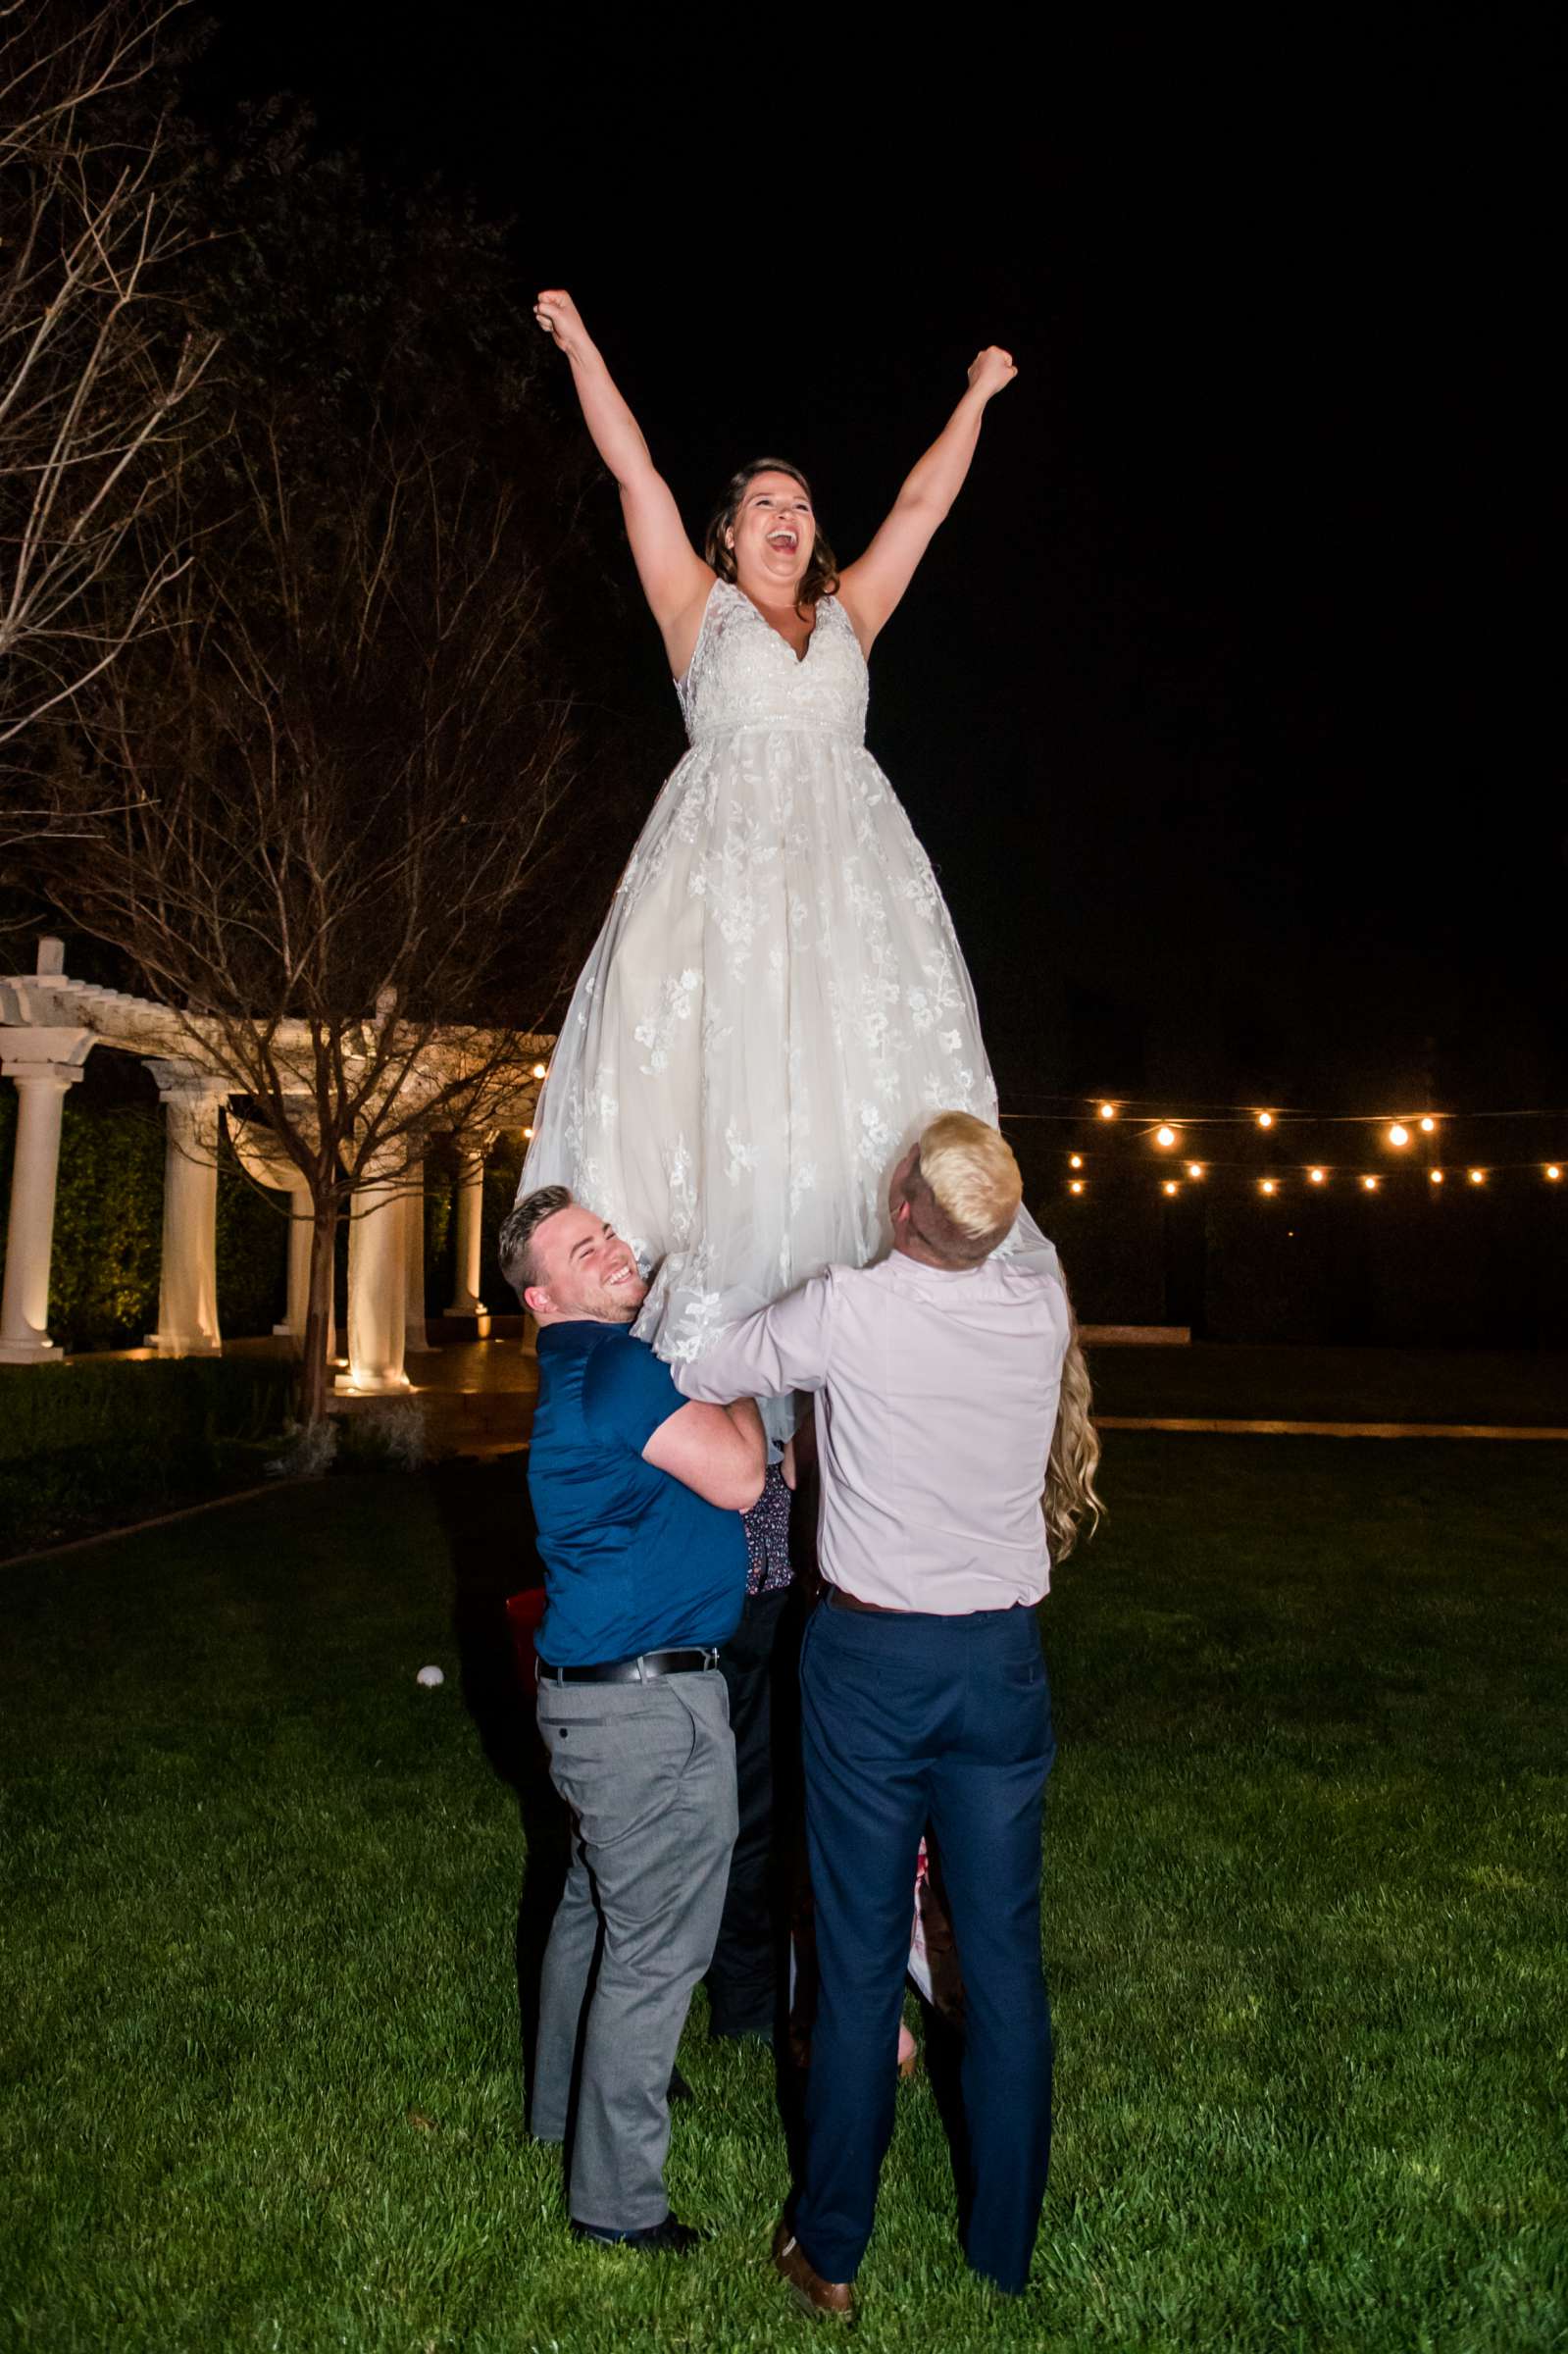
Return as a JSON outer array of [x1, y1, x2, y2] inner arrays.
[[836, 347, 1019, 654], [534, 290, 713, 672]]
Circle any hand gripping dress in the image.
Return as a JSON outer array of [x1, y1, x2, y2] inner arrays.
[[520, 578, 1050, 1425]]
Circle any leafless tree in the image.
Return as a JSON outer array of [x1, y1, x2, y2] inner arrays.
[[0, 1, 219, 769], [41, 419, 578, 1421]]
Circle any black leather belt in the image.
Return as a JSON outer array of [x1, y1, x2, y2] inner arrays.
[[535, 1646, 722, 1686]]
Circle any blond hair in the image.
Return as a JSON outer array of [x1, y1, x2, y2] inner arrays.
[[1045, 1288, 1105, 1561], [902, 1111, 1024, 1266]]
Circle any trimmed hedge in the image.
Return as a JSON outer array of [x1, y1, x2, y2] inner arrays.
[[0, 1355, 297, 1557]]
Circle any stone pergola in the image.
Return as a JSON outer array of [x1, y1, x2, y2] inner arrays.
[[0, 941, 550, 1390]]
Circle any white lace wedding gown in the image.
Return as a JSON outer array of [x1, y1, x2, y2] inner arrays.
[[521, 578, 1047, 1409]]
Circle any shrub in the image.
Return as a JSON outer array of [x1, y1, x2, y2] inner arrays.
[[0, 1356, 298, 1555]]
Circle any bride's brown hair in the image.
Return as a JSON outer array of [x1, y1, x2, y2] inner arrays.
[[704, 458, 839, 613]]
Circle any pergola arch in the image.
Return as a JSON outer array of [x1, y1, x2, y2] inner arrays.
[[0, 939, 547, 1390]]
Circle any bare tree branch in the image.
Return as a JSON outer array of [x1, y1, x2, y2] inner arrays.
[[0, 2, 220, 768], [37, 420, 578, 1417]]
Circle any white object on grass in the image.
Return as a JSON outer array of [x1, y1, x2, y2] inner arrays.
[[416, 1665, 445, 1688]]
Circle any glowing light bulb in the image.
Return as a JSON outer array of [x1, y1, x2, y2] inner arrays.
[[1098, 1101, 1117, 1120], [1069, 1179, 1085, 1195], [531, 1062, 548, 1080], [1155, 1124, 1177, 1149], [1187, 1162, 1205, 1179], [1362, 1175, 1379, 1192], [1069, 1153, 1083, 1170], [1162, 1180, 1179, 1197], [1388, 1123, 1409, 1148], [1419, 1115, 1436, 1134], [1429, 1168, 1443, 1186], [1468, 1169, 1486, 1185], [1260, 1179, 1277, 1196], [1308, 1167, 1326, 1185], [1548, 1165, 1562, 1182], [523, 1125, 534, 1140], [1256, 1111, 1274, 1129]]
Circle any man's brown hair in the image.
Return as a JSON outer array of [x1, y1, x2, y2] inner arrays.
[[497, 1184, 572, 1303]]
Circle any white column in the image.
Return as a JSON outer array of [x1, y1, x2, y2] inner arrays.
[[338, 1153, 409, 1394], [146, 1061, 228, 1357], [446, 1143, 488, 1317], [403, 1157, 430, 1355], [274, 1188, 317, 1342], [0, 1029, 92, 1363]]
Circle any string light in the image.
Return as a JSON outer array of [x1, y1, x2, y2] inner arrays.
[[1260, 1179, 1277, 1196], [1419, 1116, 1436, 1134], [1069, 1179, 1085, 1195], [1155, 1124, 1178, 1149], [531, 1062, 548, 1080], [1362, 1175, 1379, 1192], [1069, 1153, 1084, 1169], [1548, 1165, 1562, 1182], [1187, 1162, 1205, 1179], [1256, 1111, 1274, 1129], [1387, 1123, 1409, 1148], [523, 1125, 534, 1140], [1098, 1101, 1118, 1120], [1308, 1167, 1326, 1185], [1430, 1169, 1443, 1186], [1468, 1169, 1487, 1185], [1162, 1180, 1179, 1197]]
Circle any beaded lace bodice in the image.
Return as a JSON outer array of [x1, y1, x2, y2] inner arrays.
[[677, 580, 868, 746]]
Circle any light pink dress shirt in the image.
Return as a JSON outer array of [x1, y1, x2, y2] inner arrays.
[[674, 1247, 1072, 1615]]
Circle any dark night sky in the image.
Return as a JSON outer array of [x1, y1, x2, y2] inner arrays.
[[190, 17, 1564, 1118]]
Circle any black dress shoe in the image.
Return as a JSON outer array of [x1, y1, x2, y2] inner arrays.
[[571, 2213, 704, 2254]]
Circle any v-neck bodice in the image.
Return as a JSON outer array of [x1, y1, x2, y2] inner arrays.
[[676, 579, 869, 746]]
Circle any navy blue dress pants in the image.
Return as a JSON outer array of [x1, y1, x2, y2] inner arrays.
[[792, 1594, 1055, 2294]]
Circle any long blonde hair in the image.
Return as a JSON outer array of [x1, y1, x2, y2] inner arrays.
[[1045, 1290, 1104, 1561]]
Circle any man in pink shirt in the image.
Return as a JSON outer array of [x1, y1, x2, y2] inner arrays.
[[676, 1112, 1080, 2320]]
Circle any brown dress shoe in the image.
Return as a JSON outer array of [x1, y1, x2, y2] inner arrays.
[[772, 2219, 856, 2322]]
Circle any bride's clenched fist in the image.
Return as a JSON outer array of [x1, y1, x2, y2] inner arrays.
[[967, 346, 1018, 400], [534, 289, 591, 360]]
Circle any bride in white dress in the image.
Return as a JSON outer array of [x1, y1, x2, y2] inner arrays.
[[522, 290, 1045, 1418]]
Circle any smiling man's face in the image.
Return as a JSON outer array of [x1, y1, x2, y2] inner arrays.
[[526, 1204, 647, 1325]]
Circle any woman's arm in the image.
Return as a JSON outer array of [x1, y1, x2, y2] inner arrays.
[[836, 346, 1018, 653], [534, 289, 712, 666]]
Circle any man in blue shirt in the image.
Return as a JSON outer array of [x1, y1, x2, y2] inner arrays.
[[498, 1185, 764, 2255]]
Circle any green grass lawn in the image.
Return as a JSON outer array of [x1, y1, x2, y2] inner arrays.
[[1088, 1341, 1568, 1426], [2, 1442, 1565, 2351]]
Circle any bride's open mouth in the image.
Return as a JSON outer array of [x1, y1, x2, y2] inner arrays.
[[767, 530, 799, 552]]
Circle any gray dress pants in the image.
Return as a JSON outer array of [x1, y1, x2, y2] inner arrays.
[[531, 1669, 737, 2232]]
